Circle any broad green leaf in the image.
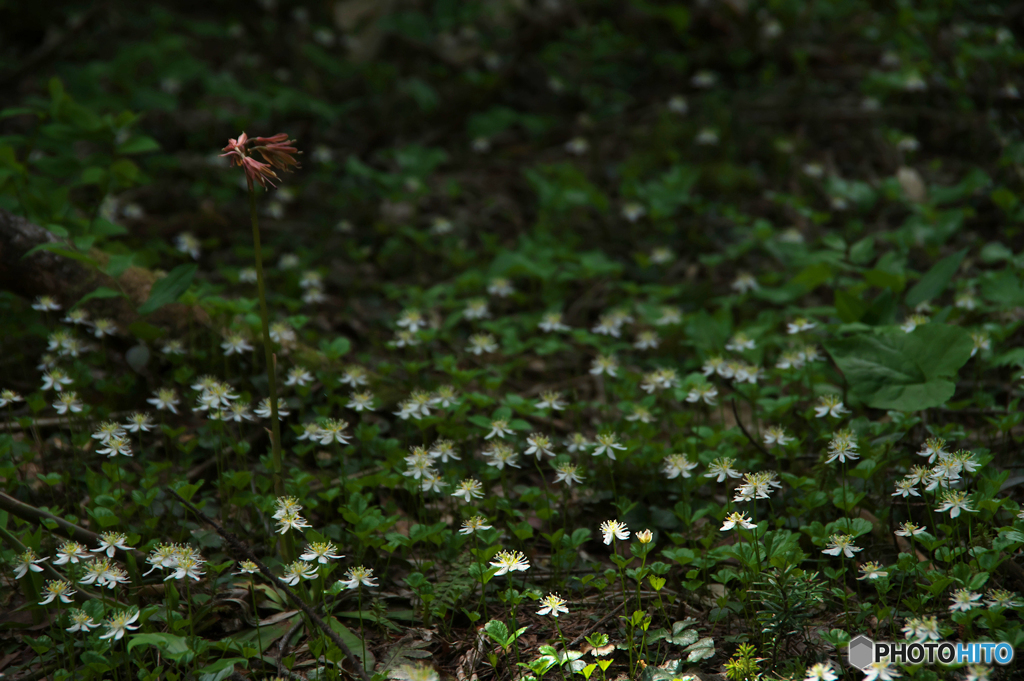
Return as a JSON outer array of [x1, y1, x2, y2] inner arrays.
[[834, 290, 868, 323], [139, 264, 197, 314], [128, 633, 190, 659], [117, 135, 161, 154], [824, 325, 972, 411], [905, 248, 967, 307], [22, 242, 99, 267], [76, 286, 125, 308]]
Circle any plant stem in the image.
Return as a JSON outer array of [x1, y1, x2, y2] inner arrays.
[[247, 179, 283, 495]]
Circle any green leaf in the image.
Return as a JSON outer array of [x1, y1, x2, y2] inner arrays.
[[76, 286, 125, 308], [834, 289, 868, 323], [128, 633, 190, 660], [104, 253, 136, 277], [320, 336, 351, 359], [863, 269, 905, 292], [789, 261, 832, 291], [91, 217, 128, 237], [139, 264, 197, 314], [22, 241, 99, 267], [484, 619, 510, 646], [117, 135, 161, 155], [824, 325, 972, 411], [905, 248, 967, 307]]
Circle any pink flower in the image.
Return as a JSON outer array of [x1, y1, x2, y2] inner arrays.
[[221, 132, 300, 188]]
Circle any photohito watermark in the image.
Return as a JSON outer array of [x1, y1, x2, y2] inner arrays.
[[847, 635, 1015, 669]]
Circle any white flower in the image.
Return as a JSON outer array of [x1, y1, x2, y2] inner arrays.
[[467, 333, 498, 355], [428, 438, 460, 463], [858, 562, 888, 580], [894, 521, 926, 537], [600, 519, 629, 545], [66, 609, 101, 633], [862, 660, 900, 681], [725, 333, 756, 352], [221, 333, 253, 356], [459, 516, 492, 535], [892, 479, 919, 498], [564, 433, 591, 453], [804, 662, 837, 681], [592, 433, 626, 460], [483, 443, 520, 470], [281, 560, 317, 586], [175, 232, 201, 259], [525, 433, 556, 459], [39, 579, 76, 605], [41, 368, 73, 391], [451, 479, 484, 502], [936, 490, 976, 518], [565, 137, 589, 155], [254, 397, 289, 419], [124, 412, 154, 433], [463, 298, 490, 320], [667, 95, 688, 114], [276, 510, 311, 534], [296, 422, 322, 441], [695, 128, 719, 145], [705, 457, 742, 482], [535, 390, 566, 410], [147, 388, 179, 413], [970, 332, 990, 357], [949, 588, 982, 612], [537, 593, 569, 617], [634, 331, 660, 350], [662, 454, 698, 479], [731, 273, 758, 293], [553, 462, 583, 486], [814, 395, 849, 418], [901, 616, 940, 642], [0, 389, 24, 407], [490, 549, 530, 576], [787, 318, 816, 334], [53, 392, 84, 414], [763, 426, 791, 447], [484, 419, 512, 440], [300, 541, 343, 564], [94, 532, 131, 558], [686, 384, 718, 406], [690, 70, 717, 87], [285, 367, 314, 387], [822, 533, 861, 558], [538, 312, 569, 332], [590, 355, 618, 377], [397, 309, 426, 333], [622, 202, 646, 222], [721, 512, 757, 531], [487, 277, 514, 297], [54, 540, 92, 564], [655, 306, 682, 326], [318, 418, 350, 445], [340, 365, 369, 387], [99, 610, 140, 641]]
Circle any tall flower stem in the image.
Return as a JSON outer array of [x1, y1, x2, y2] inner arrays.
[[247, 179, 283, 495]]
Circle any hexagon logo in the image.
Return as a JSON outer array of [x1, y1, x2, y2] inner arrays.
[[847, 635, 875, 670]]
